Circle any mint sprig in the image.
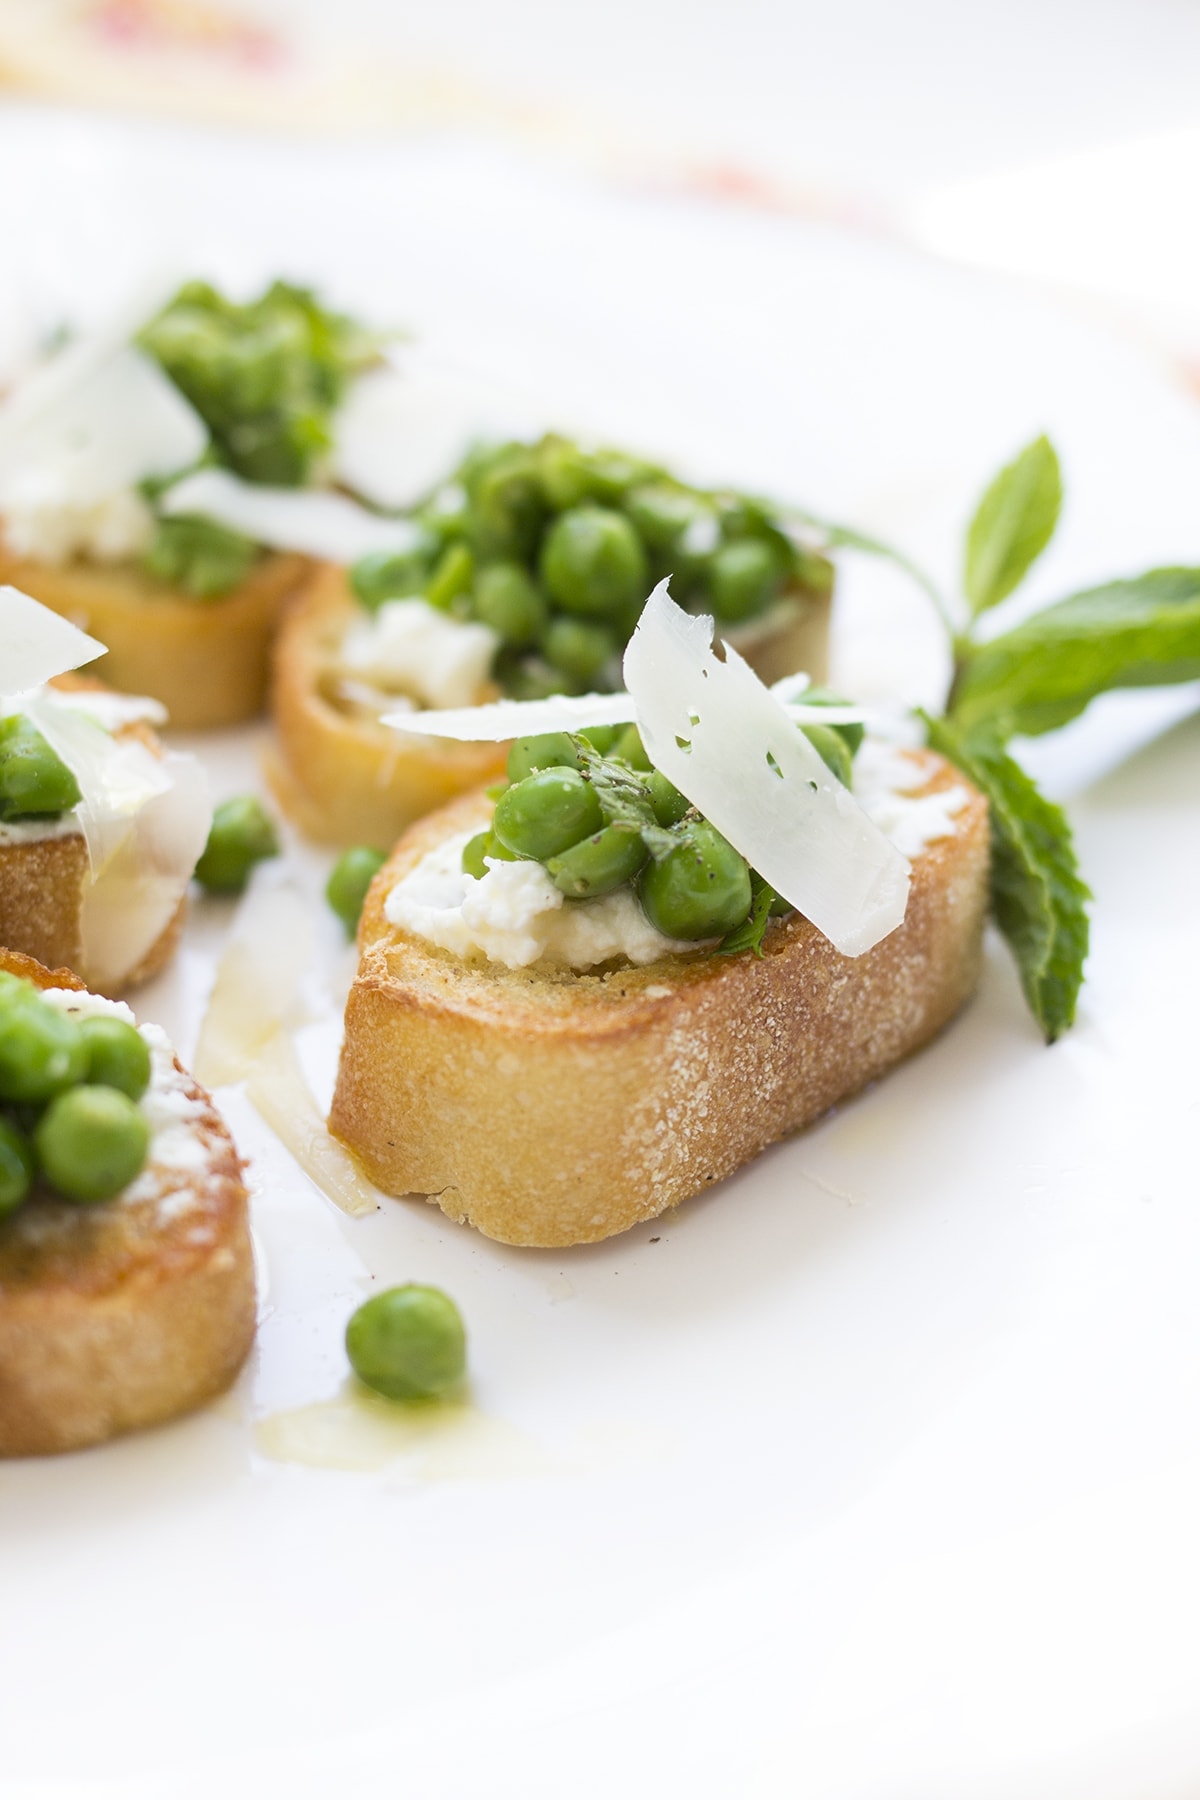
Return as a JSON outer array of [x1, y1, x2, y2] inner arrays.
[[718, 878, 779, 957], [924, 717, 1090, 1043], [800, 434, 1200, 1039]]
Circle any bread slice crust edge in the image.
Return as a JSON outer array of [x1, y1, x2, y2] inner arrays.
[[0, 950, 257, 1457], [329, 753, 990, 1248]]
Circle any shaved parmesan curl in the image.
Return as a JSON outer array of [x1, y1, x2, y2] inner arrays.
[[622, 582, 910, 957]]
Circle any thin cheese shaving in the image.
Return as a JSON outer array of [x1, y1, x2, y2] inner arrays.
[[382, 689, 638, 739], [331, 358, 525, 511], [622, 583, 910, 957], [0, 585, 106, 695], [381, 679, 864, 739], [23, 691, 174, 874], [160, 468, 424, 564], [74, 749, 211, 993], [0, 344, 207, 510], [245, 1033, 379, 1219]]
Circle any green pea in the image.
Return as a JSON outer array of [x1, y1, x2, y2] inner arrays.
[[506, 733, 582, 782], [468, 445, 544, 559], [492, 767, 604, 862], [461, 828, 519, 880], [645, 770, 690, 826], [801, 688, 865, 757], [79, 1017, 151, 1102], [0, 998, 87, 1105], [610, 724, 652, 770], [541, 617, 618, 687], [0, 972, 31, 1008], [34, 1085, 150, 1204], [578, 724, 622, 754], [535, 437, 593, 511], [416, 482, 471, 541], [496, 656, 567, 702], [639, 822, 753, 939], [346, 1283, 467, 1401], [625, 482, 709, 551], [708, 537, 784, 622], [802, 723, 854, 789], [424, 542, 475, 613], [350, 535, 439, 612], [473, 562, 547, 647], [327, 846, 387, 938], [539, 505, 648, 618], [578, 448, 658, 503], [546, 824, 648, 898], [194, 796, 280, 894], [0, 719, 81, 821], [0, 1115, 34, 1218], [461, 831, 491, 880]]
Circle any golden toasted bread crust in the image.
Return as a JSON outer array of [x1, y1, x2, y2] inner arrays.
[[268, 562, 509, 848], [0, 676, 186, 993], [0, 548, 309, 729], [269, 565, 833, 848], [0, 950, 256, 1456], [329, 753, 990, 1247]]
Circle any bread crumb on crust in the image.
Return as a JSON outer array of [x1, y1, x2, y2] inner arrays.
[[330, 753, 990, 1247]]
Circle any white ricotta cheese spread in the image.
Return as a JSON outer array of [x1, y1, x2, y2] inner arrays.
[[384, 830, 705, 970], [339, 599, 499, 712], [850, 740, 970, 859], [1, 484, 155, 566]]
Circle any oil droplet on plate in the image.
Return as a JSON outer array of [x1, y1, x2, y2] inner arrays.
[[254, 1382, 563, 1479]]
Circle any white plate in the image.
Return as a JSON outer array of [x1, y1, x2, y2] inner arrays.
[[3, 107, 1200, 1800]]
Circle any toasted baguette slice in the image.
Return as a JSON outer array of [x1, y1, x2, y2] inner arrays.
[[0, 676, 185, 994], [268, 563, 833, 849], [267, 563, 510, 849], [0, 950, 256, 1456], [329, 752, 990, 1248], [0, 548, 309, 729]]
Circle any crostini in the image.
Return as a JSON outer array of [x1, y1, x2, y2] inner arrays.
[[329, 585, 989, 1247], [0, 588, 211, 993], [269, 435, 835, 847], [0, 949, 255, 1457], [0, 279, 383, 728]]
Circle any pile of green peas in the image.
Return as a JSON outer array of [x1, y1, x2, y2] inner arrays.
[[463, 710, 865, 943], [348, 436, 834, 701], [0, 717, 81, 822], [0, 976, 154, 1218]]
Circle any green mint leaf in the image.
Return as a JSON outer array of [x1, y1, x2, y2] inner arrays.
[[718, 878, 779, 957], [572, 739, 677, 860], [923, 715, 1090, 1043], [963, 434, 1062, 617], [951, 565, 1200, 736]]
